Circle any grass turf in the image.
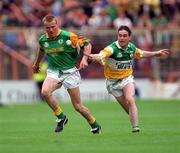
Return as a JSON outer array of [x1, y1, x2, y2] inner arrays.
[[0, 100, 180, 153]]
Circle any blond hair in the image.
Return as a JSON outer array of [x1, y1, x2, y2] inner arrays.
[[42, 15, 57, 24]]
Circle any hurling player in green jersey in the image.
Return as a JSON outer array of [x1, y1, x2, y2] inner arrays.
[[32, 15, 101, 134], [88, 25, 169, 133]]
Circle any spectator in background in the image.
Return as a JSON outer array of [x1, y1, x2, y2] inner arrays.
[[51, 0, 63, 16], [168, 12, 180, 28], [0, 0, 179, 29], [137, 13, 152, 28], [151, 10, 170, 46], [88, 8, 111, 29], [161, 0, 177, 21], [151, 10, 168, 27], [3, 10, 21, 27], [92, 0, 105, 16], [4, 32, 18, 48], [106, 0, 118, 21], [8, 0, 28, 26], [70, 7, 88, 28], [16, 31, 30, 56], [113, 11, 132, 29], [25, 0, 54, 27], [134, 12, 153, 70]]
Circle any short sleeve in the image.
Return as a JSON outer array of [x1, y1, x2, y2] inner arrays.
[[99, 46, 113, 58], [135, 48, 143, 59], [70, 32, 90, 48]]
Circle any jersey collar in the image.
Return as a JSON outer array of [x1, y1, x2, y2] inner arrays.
[[115, 41, 130, 52]]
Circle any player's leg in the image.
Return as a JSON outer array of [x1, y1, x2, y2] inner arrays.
[[115, 95, 129, 114], [106, 79, 129, 114], [67, 87, 101, 134], [122, 82, 140, 132], [42, 77, 68, 133]]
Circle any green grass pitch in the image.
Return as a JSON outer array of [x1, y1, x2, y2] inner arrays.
[[0, 100, 180, 153]]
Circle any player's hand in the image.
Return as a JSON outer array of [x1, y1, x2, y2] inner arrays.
[[83, 53, 105, 65], [88, 54, 101, 61], [32, 64, 40, 73], [79, 57, 89, 69], [88, 54, 105, 65], [156, 49, 169, 58]]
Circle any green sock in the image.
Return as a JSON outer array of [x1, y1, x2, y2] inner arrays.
[[56, 113, 66, 119], [132, 125, 139, 128], [133, 125, 139, 127], [90, 121, 100, 128]]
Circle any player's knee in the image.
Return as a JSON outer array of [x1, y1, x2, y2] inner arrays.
[[125, 96, 134, 104], [41, 89, 51, 98]]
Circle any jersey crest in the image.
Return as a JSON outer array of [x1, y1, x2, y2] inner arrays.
[[117, 52, 122, 58], [58, 39, 63, 45], [44, 42, 49, 47]]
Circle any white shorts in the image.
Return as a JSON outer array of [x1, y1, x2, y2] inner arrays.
[[106, 75, 134, 97], [47, 67, 81, 89]]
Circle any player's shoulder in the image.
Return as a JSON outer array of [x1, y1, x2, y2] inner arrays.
[[38, 34, 47, 42], [107, 41, 118, 51], [61, 30, 72, 38], [127, 42, 137, 53], [107, 41, 116, 48], [128, 42, 136, 49], [103, 41, 116, 53]]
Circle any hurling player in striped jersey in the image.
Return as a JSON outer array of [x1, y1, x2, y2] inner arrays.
[[32, 15, 101, 134], [88, 25, 169, 133]]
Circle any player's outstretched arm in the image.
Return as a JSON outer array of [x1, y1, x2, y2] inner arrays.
[[84, 53, 105, 65], [142, 49, 169, 58], [154, 49, 169, 58], [84, 49, 112, 65]]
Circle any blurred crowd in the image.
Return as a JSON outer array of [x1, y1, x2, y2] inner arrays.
[[0, 0, 180, 81], [0, 0, 180, 29]]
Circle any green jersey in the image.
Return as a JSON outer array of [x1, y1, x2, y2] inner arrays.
[[39, 29, 89, 70]]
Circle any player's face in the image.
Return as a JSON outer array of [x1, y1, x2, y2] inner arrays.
[[44, 20, 59, 39], [118, 30, 131, 48]]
